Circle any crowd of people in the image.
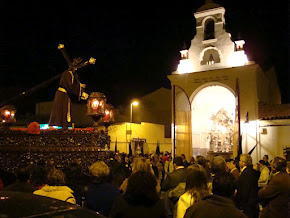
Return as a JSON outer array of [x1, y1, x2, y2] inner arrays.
[[0, 150, 289, 218]]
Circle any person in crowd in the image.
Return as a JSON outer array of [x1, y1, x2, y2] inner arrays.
[[161, 156, 186, 192], [253, 162, 260, 171], [153, 155, 164, 183], [263, 155, 271, 170], [184, 172, 247, 218], [120, 157, 160, 193], [77, 161, 120, 217], [287, 161, 290, 174], [226, 159, 239, 180], [259, 157, 289, 217], [181, 154, 189, 168], [34, 168, 75, 204], [162, 152, 169, 163], [109, 171, 168, 218], [30, 160, 48, 190], [258, 160, 270, 188], [176, 164, 211, 218], [195, 155, 210, 178], [235, 154, 259, 218], [189, 157, 195, 166], [2, 164, 35, 193], [210, 156, 227, 176], [164, 156, 174, 180]]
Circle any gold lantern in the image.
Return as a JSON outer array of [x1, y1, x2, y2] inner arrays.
[[87, 92, 106, 123], [0, 105, 16, 125]]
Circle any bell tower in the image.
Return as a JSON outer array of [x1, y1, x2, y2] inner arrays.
[[176, 0, 248, 74]]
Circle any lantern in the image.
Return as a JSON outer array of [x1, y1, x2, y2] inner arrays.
[[101, 104, 114, 123], [0, 105, 16, 125], [87, 92, 106, 122]]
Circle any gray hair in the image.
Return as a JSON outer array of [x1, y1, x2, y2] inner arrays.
[[240, 154, 252, 166], [211, 156, 227, 174]]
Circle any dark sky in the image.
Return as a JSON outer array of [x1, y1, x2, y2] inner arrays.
[[0, 1, 289, 115]]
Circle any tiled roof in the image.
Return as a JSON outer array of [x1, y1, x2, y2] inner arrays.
[[258, 103, 290, 120]]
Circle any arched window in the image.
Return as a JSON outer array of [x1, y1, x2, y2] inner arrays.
[[200, 48, 220, 65], [204, 19, 215, 40]]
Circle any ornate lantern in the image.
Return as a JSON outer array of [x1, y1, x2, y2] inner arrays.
[[0, 105, 16, 125], [87, 92, 106, 123], [102, 104, 114, 123]]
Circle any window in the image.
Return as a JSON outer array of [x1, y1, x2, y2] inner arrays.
[[204, 19, 215, 40], [200, 49, 220, 65]]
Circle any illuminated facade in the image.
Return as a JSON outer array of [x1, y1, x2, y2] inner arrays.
[[169, 1, 288, 162]]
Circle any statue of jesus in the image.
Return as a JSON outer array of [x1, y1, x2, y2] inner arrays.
[[49, 57, 89, 128]]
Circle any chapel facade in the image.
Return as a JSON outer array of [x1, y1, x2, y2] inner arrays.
[[168, 1, 288, 162]]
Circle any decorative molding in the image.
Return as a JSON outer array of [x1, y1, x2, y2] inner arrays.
[[202, 38, 217, 44], [194, 7, 225, 18]]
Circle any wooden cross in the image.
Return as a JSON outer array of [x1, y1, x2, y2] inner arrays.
[[57, 43, 96, 71]]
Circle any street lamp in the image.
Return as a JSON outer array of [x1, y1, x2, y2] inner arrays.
[[130, 101, 139, 123]]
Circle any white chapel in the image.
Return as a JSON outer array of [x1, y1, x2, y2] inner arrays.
[[169, 1, 289, 163]]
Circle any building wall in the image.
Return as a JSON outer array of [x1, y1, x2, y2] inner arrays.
[[107, 122, 172, 154], [169, 63, 283, 162], [258, 119, 290, 162]]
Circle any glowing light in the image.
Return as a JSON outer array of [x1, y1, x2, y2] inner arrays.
[[89, 57, 96, 64], [131, 101, 139, 106], [4, 110, 10, 117], [177, 59, 193, 74], [105, 110, 110, 115], [92, 99, 99, 109], [235, 40, 245, 50], [4, 111, 10, 115], [228, 50, 248, 67], [40, 124, 49, 130], [57, 44, 64, 49], [180, 50, 188, 59]]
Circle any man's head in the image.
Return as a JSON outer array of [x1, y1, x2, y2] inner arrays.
[[181, 154, 186, 161], [212, 172, 236, 199], [239, 154, 252, 168], [15, 164, 31, 183], [271, 157, 287, 173], [173, 156, 184, 168], [211, 156, 227, 174], [263, 155, 269, 162], [226, 159, 236, 171], [259, 160, 266, 168]]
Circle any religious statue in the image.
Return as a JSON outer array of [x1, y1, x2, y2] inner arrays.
[[49, 44, 95, 128]]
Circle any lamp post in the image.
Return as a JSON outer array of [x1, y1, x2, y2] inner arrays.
[[130, 101, 139, 123]]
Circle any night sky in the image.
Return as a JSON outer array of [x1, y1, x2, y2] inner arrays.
[[0, 1, 289, 115]]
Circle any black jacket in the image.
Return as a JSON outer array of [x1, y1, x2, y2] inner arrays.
[[235, 165, 259, 218], [161, 167, 186, 191], [258, 171, 289, 218]]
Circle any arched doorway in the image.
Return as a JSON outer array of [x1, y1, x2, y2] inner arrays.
[[191, 85, 235, 157]]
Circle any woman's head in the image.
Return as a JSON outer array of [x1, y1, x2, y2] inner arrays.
[[125, 171, 159, 206], [89, 161, 110, 183], [132, 158, 152, 173], [185, 164, 208, 191], [195, 156, 207, 169], [46, 169, 66, 186], [185, 164, 210, 201]]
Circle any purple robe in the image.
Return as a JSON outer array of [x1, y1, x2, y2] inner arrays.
[[49, 70, 82, 128]]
